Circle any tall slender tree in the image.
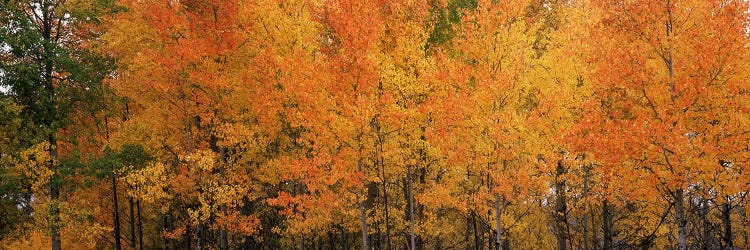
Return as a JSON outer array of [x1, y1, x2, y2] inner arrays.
[[0, 1, 114, 249]]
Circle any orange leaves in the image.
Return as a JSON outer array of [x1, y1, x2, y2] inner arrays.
[[416, 181, 468, 213], [321, 0, 385, 55], [162, 226, 186, 240], [217, 212, 260, 236], [91, 0, 750, 247], [565, 0, 750, 215]]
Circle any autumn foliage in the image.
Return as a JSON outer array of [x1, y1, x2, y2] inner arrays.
[[1, 0, 750, 249]]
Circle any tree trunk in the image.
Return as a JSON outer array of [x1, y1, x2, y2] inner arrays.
[[184, 222, 192, 250], [408, 164, 416, 250], [722, 199, 733, 250], [675, 189, 688, 250], [358, 156, 369, 250], [591, 206, 598, 250], [603, 199, 613, 250], [41, 2, 61, 248], [197, 223, 204, 250], [220, 204, 228, 250], [341, 225, 349, 250], [247, 235, 255, 250], [702, 198, 712, 250], [665, 2, 687, 245], [555, 161, 568, 250], [376, 128, 391, 250], [582, 164, 591, 250], [473, 211, 480, 250], [383, 165, 391, 250], [137, 200, 143, 250], [129, 198, 136, 249], [113, 176, 123, 250], [328, 230, 335, 250], [50, 162, 61, 250], [494, 194, 504, 250], [466, 213, 472, 250]]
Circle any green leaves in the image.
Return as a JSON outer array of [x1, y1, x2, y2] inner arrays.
[[88, 144, 150, 179]]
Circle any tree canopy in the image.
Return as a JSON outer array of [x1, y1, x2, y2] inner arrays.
[[1, 0, 750, 249]]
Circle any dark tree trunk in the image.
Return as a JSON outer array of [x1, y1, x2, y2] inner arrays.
[[408, 164, 416, 250], [137, 200, 143, 250], [328, 230, 335, 250], [722, 200, 733, 250], [675, 189, 687, 250], [603, 199, 613, 250], [471, 211, 482, 250], [555, 162, 568, 250], [466, 213, 472, 250], [184, 222, 192, 250], [582, 164, 591, 250], [702, 198, 712, 250], [113, 176, 122, 250], [41, 2, 61, 249], [357, 155, 369, 250], [50, 167, 61, 250], [197, 223, 204, 250], [220, 204, 228, 250], [243, 234, 256, 250], [383, 164, 391, 250], [129, 198, 136, 249], [341, 226, 349, 250]]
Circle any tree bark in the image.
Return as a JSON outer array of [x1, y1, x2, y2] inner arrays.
[[582, 164, 591, 250], [129, 198, 136, 249], [358, 155, 369, 250], [702, 198, 712, 250], [722, 199, 733, 250], [197, 223, 204, 250], [41, 2, 61, 249], [164, 213, 170, 250], [603, 199, 613, 250], [184, 222, 192, 250], [675, 189, 688, 250], [48, 138, 61, 249], [473, 211, 480, 250], [494, 194, 504, 250], [466, 213, 472, 250], [382, 161, 391, 250], [113, 176, 122, 250], [408, 164, 416, 250], [376, 125, 392, 250], [220, 204, 228, 250], [137, 200, 143, 250], [555, 161, 568, 250], [50, 143, 61, 250]]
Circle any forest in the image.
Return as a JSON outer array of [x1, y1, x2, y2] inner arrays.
[[1, 0, 749, 249]]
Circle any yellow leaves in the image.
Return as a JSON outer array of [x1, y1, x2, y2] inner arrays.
[[182, 149, 218, 172], [59, 205, 109, 249], [215, 123, 262, 149], [267, 189, 352, 237], [16, 142, 54, 195], [239, 0, 320, 56], [83, 0, 750, 247], [188, 203, 210, 224], [417, 181, 468, 213], [124, 162, 172, 206]]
